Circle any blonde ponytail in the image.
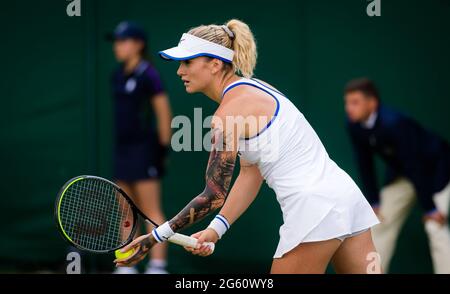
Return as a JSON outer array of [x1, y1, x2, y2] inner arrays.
[[225, 19, 257, 78], [187, 19, 257, 78]]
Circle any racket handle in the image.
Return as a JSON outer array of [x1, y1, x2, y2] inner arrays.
[[168, 233, 215, 253]]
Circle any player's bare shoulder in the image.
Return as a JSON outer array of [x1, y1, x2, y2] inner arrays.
[[219, 83, 264, 116]]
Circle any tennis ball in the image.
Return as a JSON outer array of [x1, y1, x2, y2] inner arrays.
[[115, 248, 135, 260]]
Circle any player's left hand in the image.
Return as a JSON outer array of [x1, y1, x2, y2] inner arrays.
[[114, 233, 157, 267], [184, 229, 218, 257], [423, 210, 447, 226]]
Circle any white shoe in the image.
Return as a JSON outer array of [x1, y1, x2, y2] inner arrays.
[[144, 267, 169, 274], [113, 267, 139, 274]]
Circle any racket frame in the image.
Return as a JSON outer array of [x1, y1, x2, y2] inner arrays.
[[55, 175, 215, 254], [55, 175, 151, 253]]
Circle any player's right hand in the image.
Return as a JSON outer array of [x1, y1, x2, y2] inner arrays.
[[184, 229, 219, 257]]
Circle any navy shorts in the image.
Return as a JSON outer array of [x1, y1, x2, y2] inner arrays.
[[113, 140, 165, 182]]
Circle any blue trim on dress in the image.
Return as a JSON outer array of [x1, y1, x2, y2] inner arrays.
[[251, 78, 287, 97], [222, 82, 280, 140]]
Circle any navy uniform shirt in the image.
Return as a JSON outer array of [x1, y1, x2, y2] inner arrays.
[[347, 105, 450, 212], [112, 60, 164, 145]]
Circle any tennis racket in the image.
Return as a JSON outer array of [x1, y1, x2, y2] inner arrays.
[[55, 175, 214, 257]]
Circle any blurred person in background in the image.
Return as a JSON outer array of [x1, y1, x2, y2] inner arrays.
[[108, 21, 172, 274], [344, 77, 450, 273]]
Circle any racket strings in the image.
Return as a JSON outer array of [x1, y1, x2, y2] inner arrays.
[[59, 178, 134, 251]]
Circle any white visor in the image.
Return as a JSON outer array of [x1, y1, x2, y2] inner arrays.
[[159, 33, 234, 63]]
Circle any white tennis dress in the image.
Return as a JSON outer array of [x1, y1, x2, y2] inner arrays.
[[222, 78, 380, 258]]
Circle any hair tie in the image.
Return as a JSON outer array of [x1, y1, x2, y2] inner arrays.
[[221, 25, 235, 40]]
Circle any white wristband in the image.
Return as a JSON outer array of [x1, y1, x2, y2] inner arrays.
[[152, 221, 175, 243], [207, 215, 230, 239]]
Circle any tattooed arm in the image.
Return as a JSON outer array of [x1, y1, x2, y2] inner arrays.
[[169, 121, 238, 232]]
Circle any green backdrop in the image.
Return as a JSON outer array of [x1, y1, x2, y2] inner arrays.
[[1, 0, 449, 273]]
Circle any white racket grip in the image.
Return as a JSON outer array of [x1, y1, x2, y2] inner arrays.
[[168, 233, 215, 253]]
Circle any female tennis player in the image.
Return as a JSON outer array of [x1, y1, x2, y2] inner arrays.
[[114, 19, 381, 274]]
